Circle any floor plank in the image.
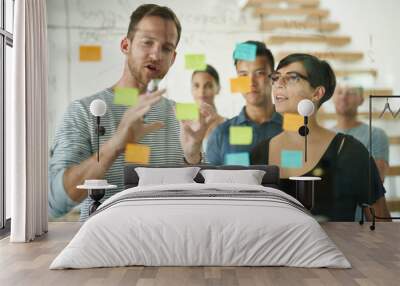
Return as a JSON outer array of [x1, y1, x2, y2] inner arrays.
[[0, 222, 399, 286]]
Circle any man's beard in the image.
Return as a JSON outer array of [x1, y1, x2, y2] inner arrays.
[[247, 92, 268, 107], [339, 109, 357, 117], [127, 58, 148, 90], [127, 55, 168, 89]]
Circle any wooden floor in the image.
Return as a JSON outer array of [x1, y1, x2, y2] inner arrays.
[[0, 222, 399, 286]]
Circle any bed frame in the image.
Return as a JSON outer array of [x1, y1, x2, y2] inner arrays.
[[123, 164, 321, 212], [124, 164, 280, 189]]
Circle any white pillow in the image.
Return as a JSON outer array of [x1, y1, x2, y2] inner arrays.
[[200, 169, 266, 185], [135, 167, 201, 186]]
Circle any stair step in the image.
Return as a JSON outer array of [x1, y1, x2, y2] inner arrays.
[[363, 88, 393, 97], [335, 69, 378, 78], [389, 137, 400, 145], [254, 7, 329, 17], [245, 0, 320, 8], [387, 166, 400, 177], [277, 51, 363, 62], [387, 198, 400, 211], [260, 20, 339, 31], [266, 35, 351, 46]]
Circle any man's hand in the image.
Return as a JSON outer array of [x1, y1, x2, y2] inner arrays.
[[63, 89, 165, 203], [110, 89, 166, 154], [180, 102, 217, 164]]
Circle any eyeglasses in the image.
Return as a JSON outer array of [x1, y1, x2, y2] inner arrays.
[[268, 72, 309, 86]]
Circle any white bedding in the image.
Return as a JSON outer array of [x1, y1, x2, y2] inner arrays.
[[50, 183, 351, 269]]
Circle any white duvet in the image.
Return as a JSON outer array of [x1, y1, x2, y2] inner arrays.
[[50, 183, 351, 269]]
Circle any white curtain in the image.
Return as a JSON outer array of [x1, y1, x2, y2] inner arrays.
[[7, 0, 48, 242]]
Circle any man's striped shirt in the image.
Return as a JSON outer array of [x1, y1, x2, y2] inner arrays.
[[48, 88, 184, 221]]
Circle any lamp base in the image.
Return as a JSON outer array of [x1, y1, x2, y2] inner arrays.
[[88, 189, 105, 215], [289, 176, 321, 211]]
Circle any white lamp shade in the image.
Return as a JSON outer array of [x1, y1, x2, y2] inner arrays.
[[297, 99, 315, 117], [90, 99, 107, 117]]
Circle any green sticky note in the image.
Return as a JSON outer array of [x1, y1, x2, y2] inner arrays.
[[176, 103, 199, 120], [225, 152, 250, 166], [281, 150, 303, 169], [113, 87, 139, 106], [185, 54, 206, 70], [229, 126, 253, 145]]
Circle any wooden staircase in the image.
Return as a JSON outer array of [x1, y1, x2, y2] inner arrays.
[[242, 0, 390, 91], [242, 0, 400, 209], [266, 35, 351, 46], [277, 51, 364, 62], [254, 7, 330, 17], [245, 0, 320, 8], [260, 20, 339, 32]]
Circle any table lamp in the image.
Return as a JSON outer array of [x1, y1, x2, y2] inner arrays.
[[297, 99, 315, 162], [89, 99, 107, 162], [77, 99, 116, 215]]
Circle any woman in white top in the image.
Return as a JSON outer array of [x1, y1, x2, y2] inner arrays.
[[191, 64, 225, 151]]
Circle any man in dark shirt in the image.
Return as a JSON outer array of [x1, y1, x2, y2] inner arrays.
[[206, 41, 282, 165]]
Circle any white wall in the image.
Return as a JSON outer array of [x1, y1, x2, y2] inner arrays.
[[322, 0, 400, 91], [47, 0, 400, 196]]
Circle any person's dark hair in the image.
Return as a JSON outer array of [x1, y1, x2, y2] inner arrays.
[[191, 64, 220, 87], [233, 40, 275, 72], [276, 53, 336, 107], [127, 4, 182, 46]]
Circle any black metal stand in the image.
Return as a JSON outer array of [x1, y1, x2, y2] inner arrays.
[[298, 117, 309, 162], [359, 203, 376, 230], [366, 95, 400, 230], [95, 117, 106, 162], [295, 180, 315, 210], [359, 203, 400, 231], [88, 117, 106, 215], [290, 177, 320, 211], [88, 189, 105, 215]]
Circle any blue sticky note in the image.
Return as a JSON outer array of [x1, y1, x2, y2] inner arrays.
[[224, 152, 250, 166], [281, 150, 303, 169], [234, 43, 257, 61]]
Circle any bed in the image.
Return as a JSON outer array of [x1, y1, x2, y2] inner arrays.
[[50, 164, 350, 269]]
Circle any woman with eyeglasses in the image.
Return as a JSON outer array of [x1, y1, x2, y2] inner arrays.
[[191, 64, 225, 151], [250, 53, 390, 222]]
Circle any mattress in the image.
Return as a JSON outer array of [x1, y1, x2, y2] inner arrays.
[[50, 183, 351, 269]]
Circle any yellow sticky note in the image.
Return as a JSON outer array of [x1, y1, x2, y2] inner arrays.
[[185, 54, 206, 70], [230, 76, 251, 93], [125, 144, 150, 164], [229, 126, 253, 145], [114, 88, 139, 106], [79, 45, 102, 62], [283, 113, 304, 132], [176, 103, 199, 120]]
